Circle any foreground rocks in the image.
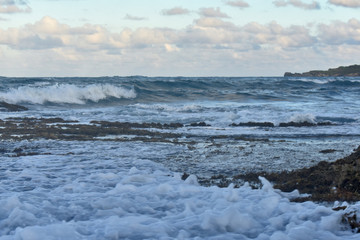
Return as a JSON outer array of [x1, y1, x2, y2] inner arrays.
[[231, 146, 360, 202]]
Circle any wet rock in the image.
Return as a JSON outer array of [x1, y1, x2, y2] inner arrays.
[[0, 117, 181, 142], [341, 210, 360, 233], [12, 152, 46, 157], [278, 121, 333, 127], [320, 149, 337, 154], [181, 173, 190, 180], [90, 121, 183, 129], [5, 117, 78, 124], [189, 122, 211, 127], [216, 146, 360, 202], [0, 101, 28, 112], [269, 146, 360, 201], [231, 122, 275, 127]]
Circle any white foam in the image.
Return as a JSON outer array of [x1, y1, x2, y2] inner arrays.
[[0, 153, 359, 239], [133, 103, 203, 113], [289, 113, 316, 123], [293, 78, 332, 84], [0, 84, 136, 104]]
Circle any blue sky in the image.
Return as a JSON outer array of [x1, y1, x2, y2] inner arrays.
[[0, 0, 360, 76]]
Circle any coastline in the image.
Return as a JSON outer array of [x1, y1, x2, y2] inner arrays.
[[284, 64, 360, 77]]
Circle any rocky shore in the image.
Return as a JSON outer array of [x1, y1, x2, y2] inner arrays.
[[229, 146, 360, 202], [284, 64, 360, 77], [1, 116, 359, 232], [0, 117, 182, 142], [0, 116, 358, 201], [0, 116, 359, 203]]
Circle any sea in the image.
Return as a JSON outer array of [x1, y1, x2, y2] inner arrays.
[[0, 76, 360, 239]]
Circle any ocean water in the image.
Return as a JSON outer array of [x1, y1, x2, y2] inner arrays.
[[0, 76, 360, 239]]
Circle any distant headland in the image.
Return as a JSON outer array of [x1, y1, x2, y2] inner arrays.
[[284, 64, 360, 77]]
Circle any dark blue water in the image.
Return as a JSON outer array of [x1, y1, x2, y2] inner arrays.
[[1, 76, 359, 104]]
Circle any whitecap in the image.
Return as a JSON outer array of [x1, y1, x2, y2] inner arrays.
[[0, 84, 136, 104]]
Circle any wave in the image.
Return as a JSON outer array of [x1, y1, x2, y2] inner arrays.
[[1, 76, 359, 106], [289, 113, 316, 124], [290, 77, 360, 86], [133, 103, 204, 113], [0, 84, 136, 105]]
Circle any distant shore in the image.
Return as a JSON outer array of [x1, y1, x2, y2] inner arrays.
[[284, 64, 360, 77]]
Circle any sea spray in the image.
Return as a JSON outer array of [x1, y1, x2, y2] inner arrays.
[[0, 83, 136, 104]]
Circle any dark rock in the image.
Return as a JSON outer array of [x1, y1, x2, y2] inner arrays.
[[269, 146, 360, 201], [229, 146, 360, 202], [13, 148, 23, 153], [278, 121, 333, 127], [189, 122, 211, 127], [0, 101, 28, 112], [342, 210, 360, 233], [231, 122, 275, 127], [279, 121, 316, 127], [181, 173, 190, 180], [0, 117, 181, 142], [90, 121, 183, 129], [320, 149, 337, 154]]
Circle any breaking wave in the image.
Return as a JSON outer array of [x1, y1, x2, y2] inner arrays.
[[0, 84, 137, 104], [289, 113, 316, 123]]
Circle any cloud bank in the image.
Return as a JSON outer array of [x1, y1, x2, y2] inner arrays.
[[0, 0, 31, 14], [162, 7, 190, 16], [273, 0, 321, 10], [225, 1, 250, 9], [328, 0, 360, 8], [124, 14, 147, 21], [199, 7, 230, 18], [0, 15, 359, 76]]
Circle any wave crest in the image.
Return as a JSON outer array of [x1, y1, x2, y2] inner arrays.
[[289, 113, 316, 123], [0, 84, 137, 104]]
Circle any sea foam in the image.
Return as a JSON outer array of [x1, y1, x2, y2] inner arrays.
[[1, 162, 358, 239], [289, 113, 316, 123], [0, 84, 136, 104]]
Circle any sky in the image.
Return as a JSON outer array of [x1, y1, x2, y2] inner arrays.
[[0, 0, 360, 77]]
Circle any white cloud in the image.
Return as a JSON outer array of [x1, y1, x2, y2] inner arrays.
[[1, 16, 360, 76], [4, 15, 358, 53], [194, 17, 237, 30], [273, 0, 321, 10], [0, 0, 31, 14], [318, 18, 360, 45], [0, 16, 325, 53], [328, 0, 360, 8], [164, 43, 179, 52], [199, 7, 230, 18], [162, 7, 190, 16], [225, 0, 250, 9], [28, 15, 69, 34], [124, 14, 147, 21]]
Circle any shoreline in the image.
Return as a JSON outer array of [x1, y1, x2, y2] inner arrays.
[[1, 116, 359, 203]]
